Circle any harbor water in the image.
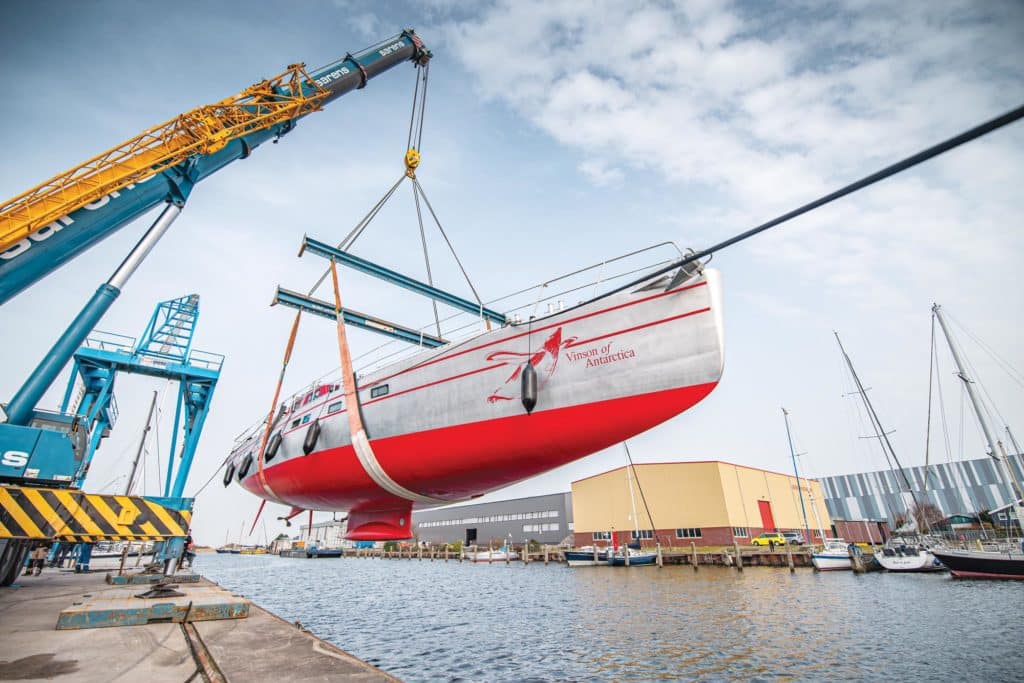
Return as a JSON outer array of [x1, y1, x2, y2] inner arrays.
[[197, 554, 1022, 681]]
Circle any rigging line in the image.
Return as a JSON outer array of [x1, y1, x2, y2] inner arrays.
[[412, 178, 486, 310], [623, 442, 658, 536], [406, 64, 421, 152], [595, 104, 1024, 306], [339, 174, 407, 251], [190, 455, 232, 499], [836, 334, 909, 521], [306, 173, 408, 296], [412, 179, 442, 338], [415, 62, 429, 152], [924, 312, 937, 491], [946, 311, 1024, 389], [949, 324, 1013, 442]]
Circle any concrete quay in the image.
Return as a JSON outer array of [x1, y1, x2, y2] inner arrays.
[[0, 566, 397, 682]]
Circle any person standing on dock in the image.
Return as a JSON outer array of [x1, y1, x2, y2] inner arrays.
[[23, 543, 47, 576], [183, 532, 195, 569]]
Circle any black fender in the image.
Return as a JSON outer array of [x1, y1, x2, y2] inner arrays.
[[303, 420, 321, 455], [237, 453, 253, 481], [265, 432, 283, 463], [222, 462, 236, 487]]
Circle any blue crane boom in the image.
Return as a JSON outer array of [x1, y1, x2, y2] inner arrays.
[[0, 30, 430, 305]]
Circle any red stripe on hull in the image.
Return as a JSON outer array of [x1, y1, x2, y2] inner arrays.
[[949, 569, 1024, 580], [244, 381, 717, 516]]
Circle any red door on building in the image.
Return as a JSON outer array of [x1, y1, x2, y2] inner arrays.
[[758, 500, 776, 531]]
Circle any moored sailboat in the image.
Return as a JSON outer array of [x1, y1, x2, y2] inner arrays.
[[834, 332, 943, 573], [928, 304, 1024, 579], [606, 447, 659, 567], [811, 539, 853, 571]]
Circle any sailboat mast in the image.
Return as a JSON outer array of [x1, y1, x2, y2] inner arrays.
[[623, 442, 658, 540], [1007, 426, 1022, 461], [782, 408, 812, 544], [834, 332, 921, 517], [807, 475, 827, 541], [932, 304, 1024, 508], [626, 462, 639, 537], [125, 390, 158, 495]]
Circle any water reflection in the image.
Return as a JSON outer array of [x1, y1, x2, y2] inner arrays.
[[197, 555, 1022, 682]]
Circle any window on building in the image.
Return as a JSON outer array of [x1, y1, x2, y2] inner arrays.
[[327, 401, 343, 414], [630, 530, 654, 540], [732, 527, 749, 538], [371, 384, 389, 398], [675, 528, 702, 539], [593, 531, 611, 540], [302, 415, 311, 424], [290, 418, 301, 428]]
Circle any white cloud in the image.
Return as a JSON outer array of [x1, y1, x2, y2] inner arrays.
[[577, 159, 623, 186], [440, 0, 1024, 304]]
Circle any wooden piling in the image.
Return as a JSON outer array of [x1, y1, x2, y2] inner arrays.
[[656, 543, 663, 568], [786, 543, 795, 573], [734, 542, 743, 571], [849, 546, 866, 574], [544, 545, 549, 565], [593, 546, 599, 564], [691, 542, 698, 570]]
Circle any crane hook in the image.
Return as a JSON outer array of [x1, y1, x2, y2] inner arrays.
[[405, 148, 421, 178]]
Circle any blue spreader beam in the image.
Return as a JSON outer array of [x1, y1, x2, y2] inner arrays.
[[299, 235, 507, 326], [273, 287, 447, 348]]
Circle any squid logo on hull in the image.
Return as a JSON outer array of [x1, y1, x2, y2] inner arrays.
[[485, 328, 576, 403]]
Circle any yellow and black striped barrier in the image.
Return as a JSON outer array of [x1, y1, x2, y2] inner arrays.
[[0, 486, 191, 542]]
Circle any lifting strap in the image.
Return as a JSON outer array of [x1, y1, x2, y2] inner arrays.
[[254, 309, 303, 502], [328, 258, 451, 505]]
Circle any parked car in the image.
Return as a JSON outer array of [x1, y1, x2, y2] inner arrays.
[[751, 532, 787, 547], [781, 532, 805, 545]]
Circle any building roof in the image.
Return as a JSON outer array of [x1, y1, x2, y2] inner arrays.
[[571, 459, 818, 485]]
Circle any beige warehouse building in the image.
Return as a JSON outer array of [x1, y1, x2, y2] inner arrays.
[[571, 461, 833, 547]]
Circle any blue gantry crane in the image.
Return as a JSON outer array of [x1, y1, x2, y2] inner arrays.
[[0, 293, 221, 585], [58, 294, 222, 496]]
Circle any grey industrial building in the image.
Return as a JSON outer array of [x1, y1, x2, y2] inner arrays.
[[821, 453, 1023, 525], [412, 492, 573, 546]]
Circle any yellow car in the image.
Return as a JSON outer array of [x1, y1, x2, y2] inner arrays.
[[750, 532, 787, 547]]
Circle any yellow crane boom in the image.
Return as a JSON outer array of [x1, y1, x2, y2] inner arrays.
[[0, 64, 327, 255]]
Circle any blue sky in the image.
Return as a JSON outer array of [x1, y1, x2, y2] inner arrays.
[[1, 1, 1022, 545]]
